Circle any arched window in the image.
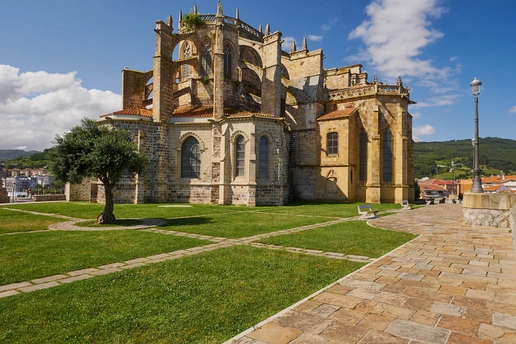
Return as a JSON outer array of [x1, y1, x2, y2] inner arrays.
[[383, 128, 393, 182], [200, 40, 212, 77], [258, 136, 269, 179], [327, 132, 338, 155], [235, 135, 245, 177], [181, 137, 200, 178], [182, 42, 191, 80], [359, 130, 368, 181], [223, 43, 232, 79]]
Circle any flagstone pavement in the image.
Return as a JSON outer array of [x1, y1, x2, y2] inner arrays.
[[226, 204, 516, 344]]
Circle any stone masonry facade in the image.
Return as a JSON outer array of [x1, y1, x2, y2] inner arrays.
[[71, 2, 415, 206]]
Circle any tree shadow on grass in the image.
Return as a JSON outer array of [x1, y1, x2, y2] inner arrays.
[[160, 217, 212, 227]]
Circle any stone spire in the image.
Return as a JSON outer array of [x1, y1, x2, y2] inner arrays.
[[236, 7, 239, 20], [167, 15, 172, 28], [290, 40, 296, 53], [193, 4, 197, 14], [178, 10, 182, 30], [216, 0, 223, 17], [397, 76, 402, 86], [259, 24, 262, 33], [302, 37, 307, 51], [265, 23, 270, 35]]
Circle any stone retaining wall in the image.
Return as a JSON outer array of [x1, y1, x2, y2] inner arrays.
[[462, 192, 516, 253], [33, 194, 66, 202]]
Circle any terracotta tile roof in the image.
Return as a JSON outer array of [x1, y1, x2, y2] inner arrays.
[[101, 107, 153, 118], [317, 108, 358, 121], [172, 105, 273, 118], [420, 184, 447, 191]]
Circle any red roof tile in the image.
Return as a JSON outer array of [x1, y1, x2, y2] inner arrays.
[[317, 108, 357, 121], [101, 107, 153, 118]]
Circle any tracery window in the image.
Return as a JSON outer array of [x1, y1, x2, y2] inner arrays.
[[359, 130, 368, 181], [181, 136, 200, 178], [182, 42, 191, 80], [258, 136, 269, 179], [383, 128, 393, 182], [200, 40, 212, 77], [327, 132, 338, 155], [235, 135, 245, 177], [223, 43, 233, 79]]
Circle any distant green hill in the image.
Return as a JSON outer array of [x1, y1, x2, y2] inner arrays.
[[414, 137, 516, 179], [0, 149, 41, 162]]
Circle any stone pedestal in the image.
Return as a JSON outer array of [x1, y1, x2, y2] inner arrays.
[[463, 192, 516, 228]]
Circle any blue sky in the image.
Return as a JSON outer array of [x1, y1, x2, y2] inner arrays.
[[1, 0, 515, 150]]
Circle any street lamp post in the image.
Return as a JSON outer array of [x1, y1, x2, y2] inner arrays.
[[451, 161, 455, 196], [470, 77, 484, 193]]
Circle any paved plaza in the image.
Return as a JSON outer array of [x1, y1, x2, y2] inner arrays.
[[228, 204, 516, 344]]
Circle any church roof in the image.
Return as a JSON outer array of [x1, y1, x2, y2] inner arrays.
[[101, 107, 153, 118], [172, 105, 274, 118], [316, 108, 358, 121]]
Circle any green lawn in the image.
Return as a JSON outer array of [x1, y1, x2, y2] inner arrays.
[[0, 230, 209, 285], [159, 212, 335, 238], [0, 246, 364, 344], [0, 208, 67, 234], [0, 201, 416, 343], [257, 220, 417, 258]]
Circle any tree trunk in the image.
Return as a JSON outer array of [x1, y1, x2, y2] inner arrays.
[[97, 182, 117, 224]]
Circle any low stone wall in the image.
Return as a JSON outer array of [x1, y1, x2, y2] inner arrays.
[[463, 192, 516, 253], [463, 192, 516, 228], [33, 194, 66, 202]]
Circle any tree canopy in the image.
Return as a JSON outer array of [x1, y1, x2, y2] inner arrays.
[[47, 118, 147, 224]]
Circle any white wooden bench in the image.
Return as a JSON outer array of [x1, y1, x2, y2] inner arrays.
[[401, 199, 413, 210], [357, 204, 379, 219]]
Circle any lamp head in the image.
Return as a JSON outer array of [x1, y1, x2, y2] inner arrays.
[[470, 77, 482, 96]]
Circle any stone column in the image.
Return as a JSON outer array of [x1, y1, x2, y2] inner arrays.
[[261, 32, 282, 117], [152, 20, 175, 122], [366, 105, 381, 203]]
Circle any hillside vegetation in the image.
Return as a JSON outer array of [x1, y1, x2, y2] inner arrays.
[[414, 137, 516, 179]]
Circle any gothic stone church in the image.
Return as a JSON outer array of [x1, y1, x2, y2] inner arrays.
[[80, 3, 415, 206]]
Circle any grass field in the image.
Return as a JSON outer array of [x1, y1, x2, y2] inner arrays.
[[0, 201, 415, 343]]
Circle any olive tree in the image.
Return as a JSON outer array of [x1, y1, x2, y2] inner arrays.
[[48, 118, 147, 224]]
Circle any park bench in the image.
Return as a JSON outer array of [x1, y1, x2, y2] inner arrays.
[[357, 204, 379, 219], [425, 198, 434, 205], [401, 199, 413, 210]]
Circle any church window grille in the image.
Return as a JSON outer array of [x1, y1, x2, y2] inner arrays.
[[236, 135, 245, 177], [327, 132, 338, 155], [359, 131, 368, 181], [181, 137, 200, 178], [182, 42, 191, 80], [200, 40, 212, 77], [258, 136, 269, 179], [383, 128, 393, 182], [223, 43, 232, 79]]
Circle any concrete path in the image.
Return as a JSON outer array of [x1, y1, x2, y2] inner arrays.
[[228, 204, 516, 344]]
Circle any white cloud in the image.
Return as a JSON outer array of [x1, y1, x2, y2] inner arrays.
[[322, 18, 338, 32], [348, 0, 446, 80], [307, 35, 323, 42], [413, 124, 435, 141], [510, 106, 516, 113], [0, 64, 121, 151], [282, 36, 296, 51]]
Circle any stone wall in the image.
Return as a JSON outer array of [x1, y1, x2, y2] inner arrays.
[[463, 192, 516, 228], [33, 194, 66, 202]]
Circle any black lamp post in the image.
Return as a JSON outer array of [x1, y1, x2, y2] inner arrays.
[[470, 77, 484, 193], [451, 161, 455, 195]]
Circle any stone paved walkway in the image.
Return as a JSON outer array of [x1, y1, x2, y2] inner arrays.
[[227, 204, 516, 344]]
